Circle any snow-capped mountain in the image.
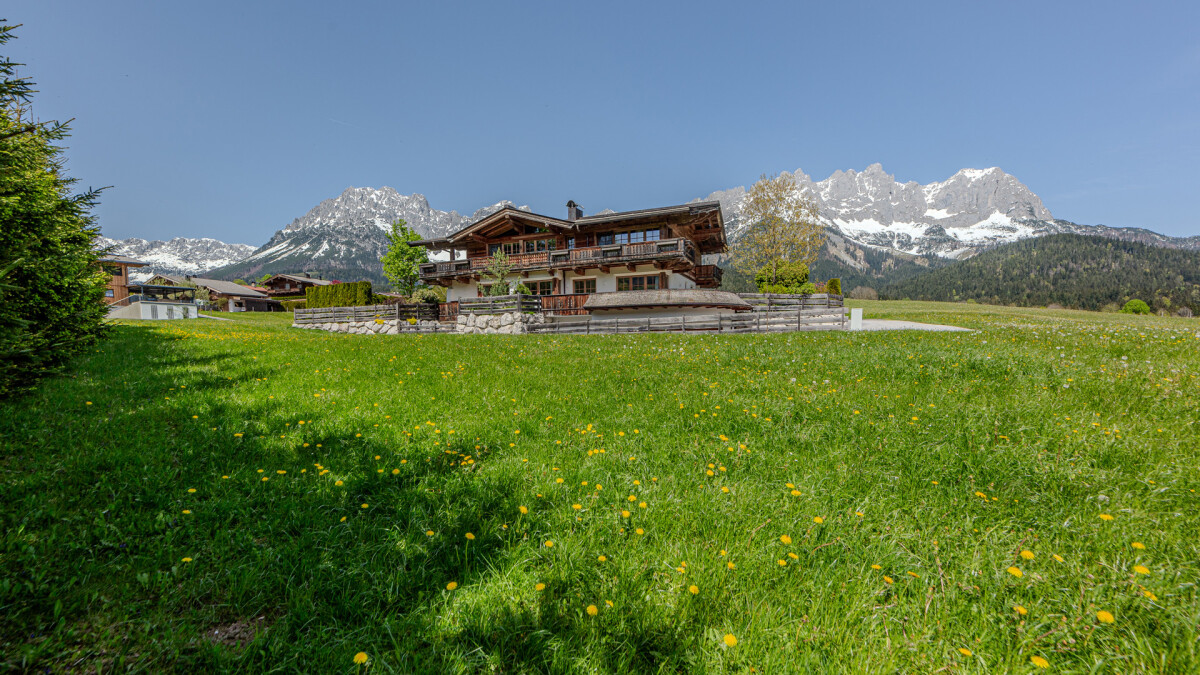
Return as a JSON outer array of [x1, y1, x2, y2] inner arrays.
[[97, 236, 256, 281], [205, 187, 528, 284], [176, 167, 1200, 289], [703, 164, 1200, 259]]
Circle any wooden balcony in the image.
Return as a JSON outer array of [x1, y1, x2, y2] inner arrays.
[[419, 238, 699, 281], [690, 264, 723, 288]]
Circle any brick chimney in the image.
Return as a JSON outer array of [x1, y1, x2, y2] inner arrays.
[[566, 200, 582, 222]]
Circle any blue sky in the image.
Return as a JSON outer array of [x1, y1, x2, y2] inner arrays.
[[7, 1, 1199, 243]]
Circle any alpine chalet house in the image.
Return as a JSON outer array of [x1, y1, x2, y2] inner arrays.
[[261, 273, 333, 297], [413, 201, 728, 312]]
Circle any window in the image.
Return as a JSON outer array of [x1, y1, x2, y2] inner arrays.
[[614, 231, 630, 245], [598, 233, 614, 246], [105, 289, 114, 298], [617, 275, 660, 292], [573, 278, 596, 294], [629, 230, 644, 243], [527, 280, 553, 295], [645, 228, 661, 241], [524, 239, 556, 253]]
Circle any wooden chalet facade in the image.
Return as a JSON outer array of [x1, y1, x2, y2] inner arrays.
[[100, 254, 148, 305], [413, 200, 726, 302], [261, 273, 333, 297]]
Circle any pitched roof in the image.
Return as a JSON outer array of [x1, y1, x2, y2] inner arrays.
[[149, 274, 190, 285], [267, 273, 333, 286], [412, 201, 726, 251], [584, 289, 749, 311], [189, 278, 267, 297], [100, 254, 148, 266]]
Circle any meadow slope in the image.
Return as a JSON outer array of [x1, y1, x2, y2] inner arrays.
[[1, 303, 1197, 673]]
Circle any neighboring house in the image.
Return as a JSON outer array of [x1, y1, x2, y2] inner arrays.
[[413, 200, 726, 301], [100, 254, 148, 305], [261, 273, 334, 297], [149, 274, 277, 312]]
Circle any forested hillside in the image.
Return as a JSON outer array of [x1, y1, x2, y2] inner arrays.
[[883, 234, 1200, 314]]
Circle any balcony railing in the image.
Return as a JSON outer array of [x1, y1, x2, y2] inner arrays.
[[691, 264, 723, 288], [420, 238, 698, 279]]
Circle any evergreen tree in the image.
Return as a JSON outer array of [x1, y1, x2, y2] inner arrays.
[[0, 23, 108, 397]]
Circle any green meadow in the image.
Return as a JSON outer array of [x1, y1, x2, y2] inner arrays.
[[1, 302, 1197, 673]]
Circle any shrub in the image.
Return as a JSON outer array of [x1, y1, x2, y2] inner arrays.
[[1120, 299, 1151, 315], [306, 281, 376, 309], [280, 299, 306, 311], [1046, 303, 1064, 310], [753, 261, 808, 293], [411, 287, 441, 304], [847, 286, 878, 300], [1100, 303, 1120, 313], [512, 283, 532, 295], [1176, 307, 1194, 318], [825, 278, 842, 295], [798, 282, 817, 295]]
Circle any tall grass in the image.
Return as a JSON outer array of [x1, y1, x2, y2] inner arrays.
[[1, 304, 1197, 672]]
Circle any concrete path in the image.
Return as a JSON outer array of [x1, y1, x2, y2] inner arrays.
[[198, 313, 234, 321], [858, 319, 972, 332]]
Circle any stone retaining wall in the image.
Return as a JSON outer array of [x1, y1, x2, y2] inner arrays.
[[456, 311, 546, 334], [294, 319, 446, 335], [292, 311, 544, 335]]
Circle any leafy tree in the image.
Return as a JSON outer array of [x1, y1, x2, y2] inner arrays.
[[733, 173, 825, 287], [257, 273, 272, 285], [480, 250, 514, 296], [0, 23, 108, 397], [381, 220, 428, 295]]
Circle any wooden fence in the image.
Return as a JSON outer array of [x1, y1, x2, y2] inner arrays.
[[455, 295, 542, 315], [737, 293, 844, 310], [294, 303, 439, 325], [539, 294, 589, 316], [526, 307, 846, 335]]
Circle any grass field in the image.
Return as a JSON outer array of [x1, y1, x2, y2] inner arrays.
[[2, 302, 1197, 673]]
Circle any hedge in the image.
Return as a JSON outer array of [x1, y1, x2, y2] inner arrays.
[[280, 299, 306, 311], [305, 281, 380, 309]]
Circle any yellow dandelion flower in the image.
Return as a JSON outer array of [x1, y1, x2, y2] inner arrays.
[[1030, 655, 1049, 669], [519, 506, 528, 515], [1132, 542, 1145, 549], [465, 532, 475, 540], [1006, 567, 1023, 578], [1133, 565, 1150, 575], [1014, 605, 1028, 615], [907, 571, 918, 578], [1052, 554, 1064, 563], [638, 502, 647, 509], [586, 604, 598, 616], [813, 516, 824, 524], [361, 503, 368, 509], [635, 528, 645, 535], [446, 581, 458, 591], [855, 511, 864, 517], [353, 652, 369, 664], [726, 562, 736, 570], [335, 480, 344, 486], [688, 585, 699, 595], [1096, 610, 1114, 623], [883, 576, 894, 584], [1099, 513, 1113, 521], [544, 540, 554, 547], [621, 510, 631, 518], [181, 557, 193, 562], [958, 648, 972, 657], [723, 634, 737, 647], [787, 552, 799, 560], [535, 583, 545, 591], [780, 535, 792, 545], [777, 559, 787, 567], [425, 530, 433, 536], [1020, 550, 1035, 560], [182, 509, 191, 514], [392, 468, 400, 475], [597, 555, 607, 562], [790, 489, 801, 496], [871, 564, 882, 570], [572, 504, 582, 510], [187, 488, 197, 494]]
